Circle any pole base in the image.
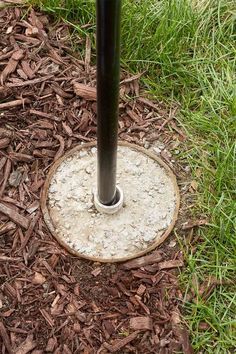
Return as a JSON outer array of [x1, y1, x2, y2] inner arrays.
[[94, 186, 124, 214], [41, 142, 180, 263]]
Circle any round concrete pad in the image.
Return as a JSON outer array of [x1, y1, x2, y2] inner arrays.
[[41, 142, 180, 262]]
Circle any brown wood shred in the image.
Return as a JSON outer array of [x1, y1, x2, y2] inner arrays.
[[121, 251, 163, 270], [158, 260, 184, 270], [103, 331, 140, 352], [0, 321, 14, 354], [0, 158, 11, 196], [0, 98, 30, 110], [15, 334, 37, 354], [130, 316, 153, 331], [0, 202, 29, 229], [73, 82, 97, 101], [54, 134, 64, 161], [0, 7, 192, 354], [0, 49, 24, 85], [30, 109, 61, 121], [21, 60, 35, 79], [0, 138, 11, 149], [6, 75, 53, 88]]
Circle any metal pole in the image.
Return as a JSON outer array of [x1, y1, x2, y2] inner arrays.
[[96, 0, 121, 206]]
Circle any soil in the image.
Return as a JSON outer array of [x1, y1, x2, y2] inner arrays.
[[0, 5, 194, 354]]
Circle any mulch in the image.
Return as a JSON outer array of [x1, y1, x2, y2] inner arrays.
[[0, 5, 194, 354]]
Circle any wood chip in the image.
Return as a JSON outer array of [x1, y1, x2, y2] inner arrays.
[[73, 323, 81, 333], [54, 135, 64, 161], [0, 221, 16, 235], [173, 325, 194, 354], [63, 344, 72, 354], [32, 272, 46, 285], [0, 137, 10, 149], [9, 168, 23, 187], [62, 122, 73, 136], [138, 97, 160, 111], [0, 7, 192, 352], [0, 128, 13, 138], [26, 200, 39, 214], [91, 267, 101, 277], [0, 156, 7, 171], [9, 152, 34, 163], [20, 212, 40, 249], [0, 98, 30, 110], [0, 321, 14, 354], [14, 33, 40, 45], [0, 255, 21, 261], [0, 158, 11, 196], [29, 109, 61, 121], [0, 202, 29, 229], [17, 68, 28, 80], [0, 49, 24, 85], [182, 219, 209, 230], [103, 331, 139, 352], [136, 284, 146, 297], [15, 334, 37, 354], [45, 337, 57, 352], [158, 259, 184, 270], [73, 82, 96, 101], [51, 83, 73, 98], [6, 75, 53, 88], [120, 71, 144, 84], [39, 309, 54, 327], [21, 60, 35, 79], [130, 316, 153, 331], [121, 251, 162, 270], [134, 295, 150, 314], [127, 109, 142, 123]]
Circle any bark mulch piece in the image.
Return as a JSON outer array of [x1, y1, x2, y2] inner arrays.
[[0, 6, 193, 354]]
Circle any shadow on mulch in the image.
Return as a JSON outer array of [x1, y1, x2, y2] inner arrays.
[[0, 5, 195, 354]]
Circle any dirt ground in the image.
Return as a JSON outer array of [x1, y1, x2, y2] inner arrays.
[[0, 5, 194, 353]]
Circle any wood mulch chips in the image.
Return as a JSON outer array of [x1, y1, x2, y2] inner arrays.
[[0, 5, 193, 354]]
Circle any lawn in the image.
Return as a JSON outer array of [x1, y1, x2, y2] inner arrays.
[[15, 0, 236, 352]]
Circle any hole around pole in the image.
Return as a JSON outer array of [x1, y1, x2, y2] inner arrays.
[[94, 186, 124, 215]]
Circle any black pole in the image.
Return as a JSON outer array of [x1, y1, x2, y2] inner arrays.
[[96, 0, 121, 206]]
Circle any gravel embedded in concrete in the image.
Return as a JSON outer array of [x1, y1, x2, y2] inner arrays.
[[47, 146, 177, 259]]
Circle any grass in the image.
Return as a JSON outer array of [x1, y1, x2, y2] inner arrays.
[[28, 0, 236, 352]]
